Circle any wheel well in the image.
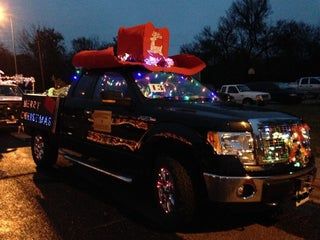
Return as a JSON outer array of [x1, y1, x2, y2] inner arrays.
[[142, 138, 208, 199], [242, 97, 253, 103]]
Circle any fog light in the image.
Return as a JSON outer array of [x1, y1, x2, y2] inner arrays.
[[237, 183, 256, 199]]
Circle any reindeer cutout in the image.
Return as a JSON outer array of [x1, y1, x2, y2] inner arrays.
[[149, 31, 163, 55]]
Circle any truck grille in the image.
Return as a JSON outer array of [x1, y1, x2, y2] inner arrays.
[[254, 122, 311, 165]]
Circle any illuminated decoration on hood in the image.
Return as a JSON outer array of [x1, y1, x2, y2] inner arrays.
[[259, 123, 311, 166], [289, 124, 311, 165]]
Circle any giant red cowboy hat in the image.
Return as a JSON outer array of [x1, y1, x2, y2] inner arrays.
[[72, 22, 206, 76]]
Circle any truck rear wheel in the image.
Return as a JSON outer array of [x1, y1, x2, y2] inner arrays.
[[153, 156, 197, 227], [31, 132, 58, 168]]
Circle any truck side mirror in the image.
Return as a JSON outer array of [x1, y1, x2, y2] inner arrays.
[[100, 90, 131, 106]]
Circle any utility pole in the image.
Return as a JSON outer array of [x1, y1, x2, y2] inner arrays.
[[9, 15, 18, 76], [37, 34, 45, 91]]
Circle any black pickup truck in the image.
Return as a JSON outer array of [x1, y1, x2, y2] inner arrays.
[[21, 65, 317, 225]]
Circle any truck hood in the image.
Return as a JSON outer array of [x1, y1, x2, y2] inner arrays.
[[152, 101, 298, 131]]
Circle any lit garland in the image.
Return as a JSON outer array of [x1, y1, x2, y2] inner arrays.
[[144, 51, 174, 68], [0, 75, 35, 86], [289, 124, 311, 163], [118, 53, 136, 62], [71, 69, 82, 81], [118, 51, 174, 68]]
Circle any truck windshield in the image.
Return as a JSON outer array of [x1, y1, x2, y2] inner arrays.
[[237, 85, 251, 92], [0, 85, 23, 96], [132, 71, 217, 101]]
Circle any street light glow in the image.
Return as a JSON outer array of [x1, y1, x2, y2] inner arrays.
[[0, 6, 6, 22]]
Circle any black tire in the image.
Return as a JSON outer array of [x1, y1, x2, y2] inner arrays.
[[242, 98, 253, 105], [31, 132, 58, 168], [153, 156, 197, 228]]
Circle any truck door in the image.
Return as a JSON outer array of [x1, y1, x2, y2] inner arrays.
[[309, 77, 320, 94], [82, 71, 149, 173], [60, 71, 98, 149], [220, 86, 227, 93], [227, 86, 241, 103], [299, 78, 309, 93]]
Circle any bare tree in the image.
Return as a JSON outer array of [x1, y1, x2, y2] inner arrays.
[[221, 0, 272, 57], [0, 43, 14, 74], [71, 36, 101, 53], [18, 25, 67, 91]]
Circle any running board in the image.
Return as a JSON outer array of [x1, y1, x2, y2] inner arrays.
[[63, 154, 133, 183]]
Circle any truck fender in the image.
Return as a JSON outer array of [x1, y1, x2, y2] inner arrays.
[[138, 123, 211, 173]]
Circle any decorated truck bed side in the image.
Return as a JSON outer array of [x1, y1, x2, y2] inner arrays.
[[21, 94, 62, 133], [22, 23, 317, 228]]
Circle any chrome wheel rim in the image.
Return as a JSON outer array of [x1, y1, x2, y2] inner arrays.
[[34, 135, 45, 162], [156, 167, 176, 214]]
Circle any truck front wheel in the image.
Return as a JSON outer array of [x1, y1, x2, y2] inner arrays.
[[153, 156, 197, 227], [242, 98, 254, 105], [31, 132, 58, 168]]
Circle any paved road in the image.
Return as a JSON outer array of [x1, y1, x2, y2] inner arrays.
[[1, 132, 320, 240]]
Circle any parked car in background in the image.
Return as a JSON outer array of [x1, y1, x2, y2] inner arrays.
[[0, 83, 23, 128], [216, 91, 235, 103], [219, 84, 270, 105], [245, 81, 302, 104], [288, 77, 320, 99], [204, 83, 235, 103]]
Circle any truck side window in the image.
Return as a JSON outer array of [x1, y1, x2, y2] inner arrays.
[[221, 86, 226, 93], [301, 78, 308, 85], [310, 78, 320, 84], [228, 86, 238, 93], [73, 73, 97, 98], [93, 72, 128, 99]]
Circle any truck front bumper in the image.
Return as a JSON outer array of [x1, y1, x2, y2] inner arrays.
[[203, 166, 316, 204]]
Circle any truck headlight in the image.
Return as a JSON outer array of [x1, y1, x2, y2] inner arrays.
[[207, 131, 255, 165]]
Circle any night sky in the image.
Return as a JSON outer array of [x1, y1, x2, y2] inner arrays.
[[1, 0, 320, 54]]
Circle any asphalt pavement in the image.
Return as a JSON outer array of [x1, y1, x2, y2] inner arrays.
[[1, 132, 320, 240]]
